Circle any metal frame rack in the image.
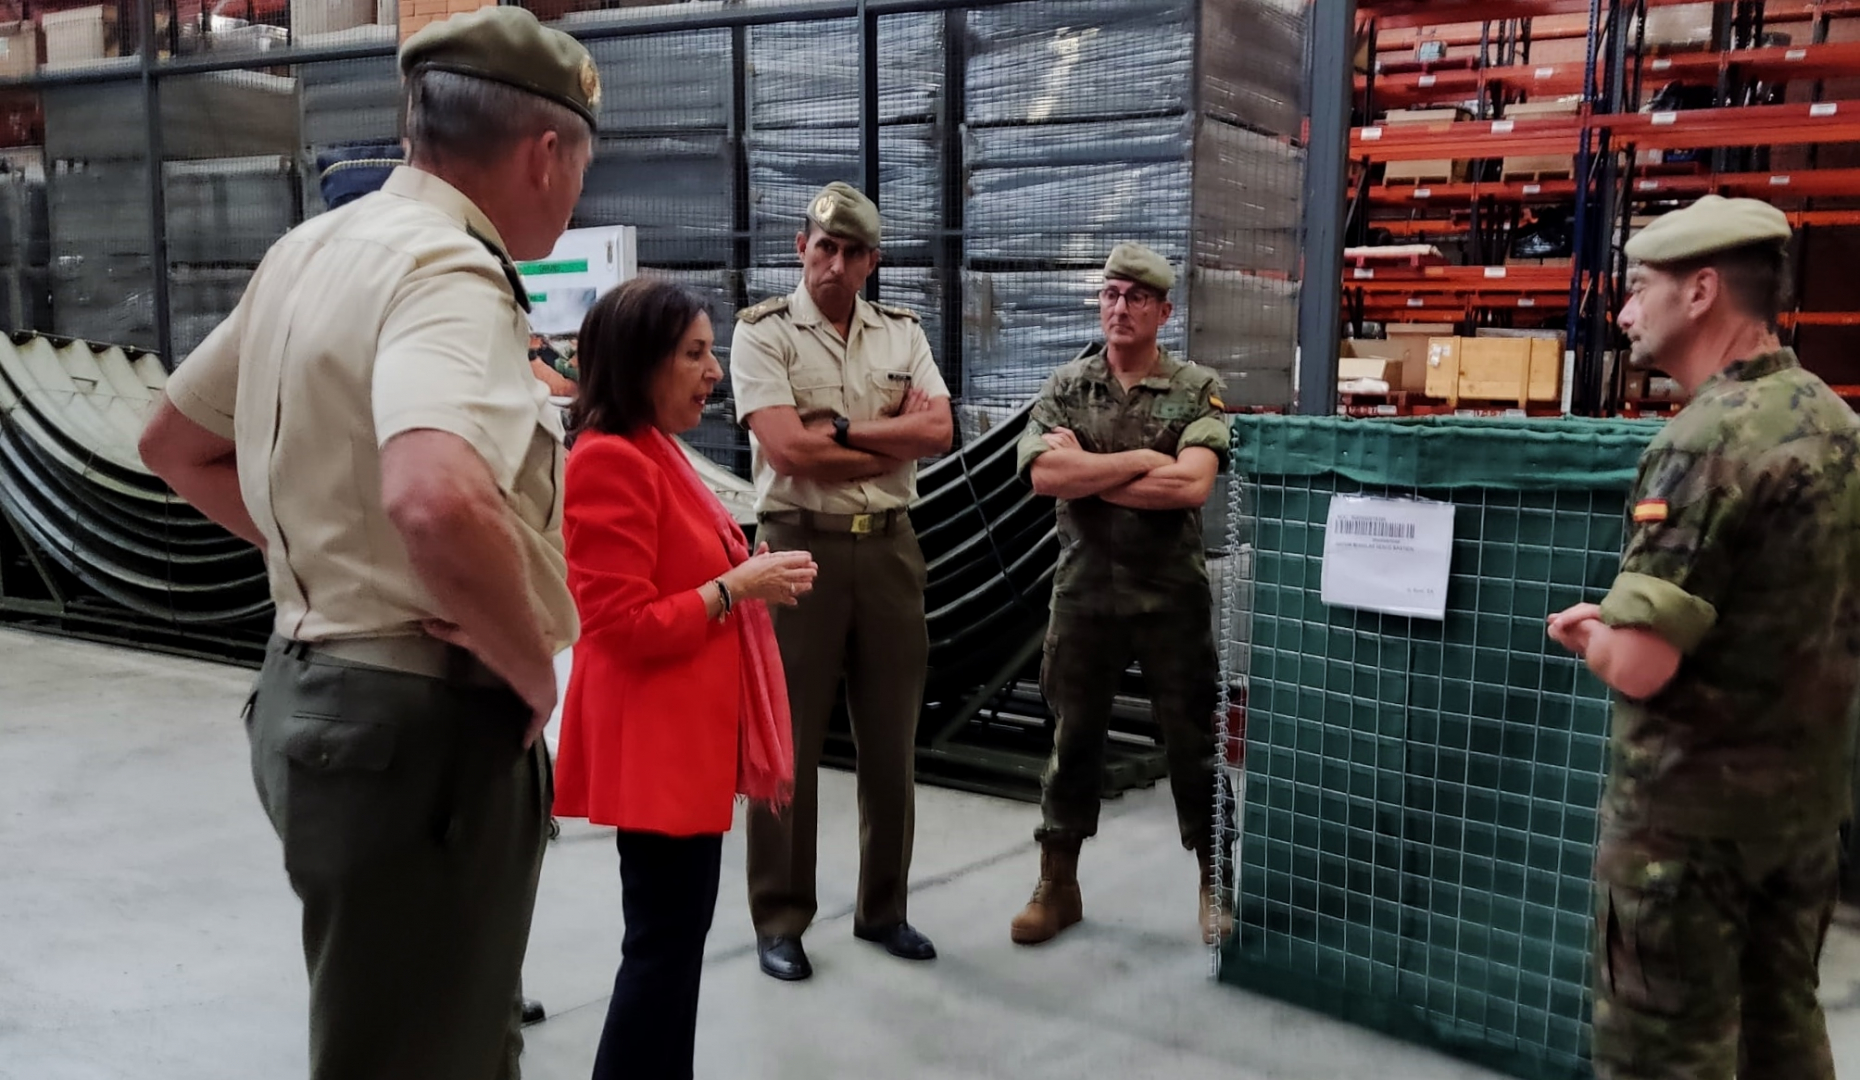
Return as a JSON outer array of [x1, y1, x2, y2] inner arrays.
[[1345, 0, 1860, 416]]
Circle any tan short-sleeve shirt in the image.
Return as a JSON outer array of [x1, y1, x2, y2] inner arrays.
[[162, 166, 578, 651], [729, 285, 949, 514]]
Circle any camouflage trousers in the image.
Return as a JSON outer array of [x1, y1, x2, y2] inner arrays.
[[1036, 608, 1219, 853], [1590, 816, 1841, 1080]]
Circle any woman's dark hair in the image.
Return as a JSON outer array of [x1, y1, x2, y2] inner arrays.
[[567, 278, 710, 436]]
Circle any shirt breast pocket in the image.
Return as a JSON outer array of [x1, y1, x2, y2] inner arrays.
[[869, 367, 914, 418], [792, 369, 846, 421]]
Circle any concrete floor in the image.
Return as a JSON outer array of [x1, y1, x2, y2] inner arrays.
[[7, 626, 1860, 1080]]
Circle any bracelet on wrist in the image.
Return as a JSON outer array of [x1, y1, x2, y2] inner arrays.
[[714, 578, 733, 619]]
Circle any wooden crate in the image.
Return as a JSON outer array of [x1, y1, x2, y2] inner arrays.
[[1424, 336, 1563, 407]]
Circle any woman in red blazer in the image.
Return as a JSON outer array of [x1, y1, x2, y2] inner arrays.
[[554, 278, 816, 1080]]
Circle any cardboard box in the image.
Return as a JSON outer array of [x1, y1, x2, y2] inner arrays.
[[40, 6, 115, 69], [293, 0, 378, 38], [1425, 335, 1564, 405], [1505, 100, 1580, 119], [0, 21, 35, 77], [1641, 3, 1714, 49], [1382, 108, 1467, 125], [1340, 337, 1429, 392]]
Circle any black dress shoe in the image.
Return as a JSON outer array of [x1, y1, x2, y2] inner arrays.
[[854, 921, 937, 961], [757, 935, 813, 981], [520, 998, 546, 1026]]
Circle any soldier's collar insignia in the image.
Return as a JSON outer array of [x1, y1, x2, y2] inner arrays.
[[1632, 499, 1669, 524]]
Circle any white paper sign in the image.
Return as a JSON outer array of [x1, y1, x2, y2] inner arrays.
[[1321, 495, 1456, 620], [515, 225, 639, 335]]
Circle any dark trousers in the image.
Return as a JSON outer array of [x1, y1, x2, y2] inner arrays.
[[1590, 818, 1841, 1080], [592, 830, 724, 1080], [1036, 608, 1220, 853], [746, 517, 928, 937], [246, 636, 549, 1080]]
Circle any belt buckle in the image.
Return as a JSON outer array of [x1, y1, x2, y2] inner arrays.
[[849, 513, 874, 535]]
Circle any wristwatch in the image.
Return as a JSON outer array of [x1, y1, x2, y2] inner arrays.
[[832, 415, 851, 447]]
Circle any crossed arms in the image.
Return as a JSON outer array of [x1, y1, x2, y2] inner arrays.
[[745, 387, 954, 483], [1028, 428, 1219, 511]]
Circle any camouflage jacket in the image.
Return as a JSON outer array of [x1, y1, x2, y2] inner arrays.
[[1015, 344, 1229, 618], [1599, 348, 1860, 838]]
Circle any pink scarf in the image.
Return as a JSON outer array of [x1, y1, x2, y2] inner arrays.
[[641, 428, 794, 811]]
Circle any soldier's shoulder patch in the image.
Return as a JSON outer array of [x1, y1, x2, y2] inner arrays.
[[870, 301, 921, 322], [736, 296, 791, 324], [1632, 498, 1670, 524]]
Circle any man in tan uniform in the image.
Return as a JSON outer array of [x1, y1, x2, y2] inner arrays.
[[731, 182, 953, 981], [135, 9, 594, 1079]]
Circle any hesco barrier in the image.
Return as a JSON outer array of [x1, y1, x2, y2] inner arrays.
[[1216, 415, 1662, 1080]]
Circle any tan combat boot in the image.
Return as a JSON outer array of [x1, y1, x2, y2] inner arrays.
[[1010, 840, 1083, 945], [1197, 849, 1235, 945]]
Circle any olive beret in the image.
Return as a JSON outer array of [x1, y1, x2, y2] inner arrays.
[[1103, 242, 1176, 294], [400, 6, 601, 131], [1624, 194, 1792, 264], [806, 182, 881, 248]]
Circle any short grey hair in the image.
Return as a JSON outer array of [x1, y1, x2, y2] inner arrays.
[[404, 69, 591, 168]]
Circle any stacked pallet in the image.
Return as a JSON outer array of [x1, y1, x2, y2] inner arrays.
[[743, 13, 947, 338], [0, 167, 50, 334], [43, 73, 299, 357], [959, 0, 1306, 439]]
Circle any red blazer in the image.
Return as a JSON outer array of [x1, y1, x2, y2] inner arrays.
[[552, 430, 742, 836]]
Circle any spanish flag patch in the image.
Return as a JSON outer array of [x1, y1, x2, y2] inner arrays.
[[1632, 499, 1669, 524]]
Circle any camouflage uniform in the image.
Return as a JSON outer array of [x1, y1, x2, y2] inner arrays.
[[1015, 343, 1230, 852], [1590, 347, 1860, 1080]]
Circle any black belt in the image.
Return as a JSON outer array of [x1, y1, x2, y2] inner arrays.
[[758, 508, 909, 536]]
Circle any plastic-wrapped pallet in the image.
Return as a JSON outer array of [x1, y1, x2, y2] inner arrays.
[[48, 161, 152, 260], [960, 268, 1187, 405], [163, 157, 297, 267], [50, 253, 156, 349], [744, 265, 944, 369], [574, 134, 736, 267], [587, 29, 732, 131], [44, 72, 298, 163], [748, 124, 940, 264], [169, 266, 254, 358], [747, 12, 943, 128], [963, 117, 1194, 266], [964, 0, 1195, 125], [1186, 269, 1297, 407], [1193, 119, 1303, 274], [0, 170, 49, 268], [1201, 0, 1305, 135], [0, 266, 51, 333], [638, 266, 739, 353], [301, 56, 401, 147]]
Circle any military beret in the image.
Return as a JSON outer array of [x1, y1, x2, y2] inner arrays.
[[1103, 242, 1176, 294], [1624, 194, 1791, 264], [807, 182, 881, 248], [400, 6, 601, 131]]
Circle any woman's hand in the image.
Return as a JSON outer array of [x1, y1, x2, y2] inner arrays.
[[722, 543, 819, 607]]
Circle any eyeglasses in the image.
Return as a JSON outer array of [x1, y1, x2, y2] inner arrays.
[[1098, 286, 1161, 311]]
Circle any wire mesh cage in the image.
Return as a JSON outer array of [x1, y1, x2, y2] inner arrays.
[[1213, 415, 1663, 1080]]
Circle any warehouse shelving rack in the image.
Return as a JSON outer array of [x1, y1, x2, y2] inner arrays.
[[1348, 0, 1860, 416]]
